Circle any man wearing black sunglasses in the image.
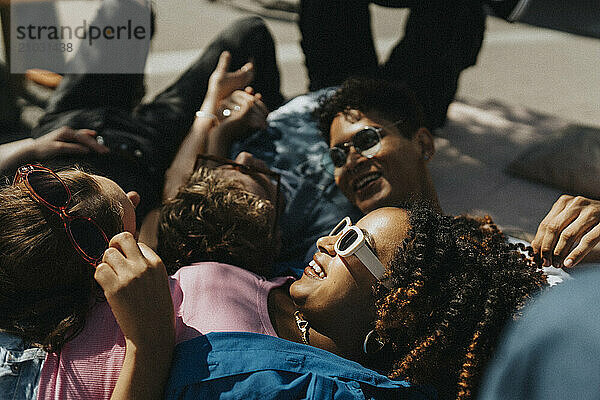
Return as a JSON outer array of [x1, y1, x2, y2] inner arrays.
[[318, 78, 440, 215]]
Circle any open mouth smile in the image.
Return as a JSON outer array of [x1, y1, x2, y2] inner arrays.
[[352, 172, 382, 192], [304, 260, 327, 279]]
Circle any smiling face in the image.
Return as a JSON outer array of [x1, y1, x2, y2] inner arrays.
[[330, 111, 433, 214], [289, 207, 411, 342]]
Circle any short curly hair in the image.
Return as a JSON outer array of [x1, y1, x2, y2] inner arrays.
[[371, 202, 547, 400], [316, 77, 426, 144], [157, 166, 278, 277]]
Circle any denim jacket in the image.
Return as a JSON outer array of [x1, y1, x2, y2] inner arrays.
[[234, 89, 362, 274], [0, 332, 45, 400], [166, 332, 436, 400]]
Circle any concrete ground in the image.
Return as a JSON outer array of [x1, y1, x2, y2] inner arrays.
[[146, 1, 599, 126], [2, 1, 598, 125]]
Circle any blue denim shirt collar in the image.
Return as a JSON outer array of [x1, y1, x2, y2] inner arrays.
[[167, 332, 436, 399]]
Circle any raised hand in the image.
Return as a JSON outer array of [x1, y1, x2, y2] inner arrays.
[[202, 51, 254, 114]]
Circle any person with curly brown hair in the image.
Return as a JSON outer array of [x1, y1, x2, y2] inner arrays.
[[157, 153, 281, 277]]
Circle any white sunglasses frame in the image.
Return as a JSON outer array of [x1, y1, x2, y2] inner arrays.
[[328, 216, 352, 237], [333, 224, 391, 289]]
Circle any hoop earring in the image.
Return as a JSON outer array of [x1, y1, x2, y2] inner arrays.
[[363, 329, 385, 354]]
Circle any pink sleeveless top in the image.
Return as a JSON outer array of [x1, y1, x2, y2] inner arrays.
[[37, 262, 292, 399]]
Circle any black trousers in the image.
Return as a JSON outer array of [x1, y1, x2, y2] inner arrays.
[[0, 62, 24, 139], [299, 0, 485, 130], [32, 15, 283, 219]]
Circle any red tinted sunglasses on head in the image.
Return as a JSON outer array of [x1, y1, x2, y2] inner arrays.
[[13, 165, 109, 266]]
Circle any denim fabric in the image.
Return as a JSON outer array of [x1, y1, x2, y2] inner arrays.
[[166, 332, 436, 400], [233, 89, 363, 275], [0, 333, 45, 400]]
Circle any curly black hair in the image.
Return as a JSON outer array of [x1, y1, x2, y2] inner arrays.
[[373, 202, 547, 400], [316, 77, 426, 144]]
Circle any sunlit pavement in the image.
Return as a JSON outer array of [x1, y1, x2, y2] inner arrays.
[[145, 1, 599, 126]]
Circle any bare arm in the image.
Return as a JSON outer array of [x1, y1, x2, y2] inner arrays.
[[0, 127, 108, 173], [95, 232, 175, 400], [163, 51, 255, 200], [0, 138, 36, 173]]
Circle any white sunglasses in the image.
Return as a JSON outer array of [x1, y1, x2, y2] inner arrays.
[[329, 217, 391, 289]]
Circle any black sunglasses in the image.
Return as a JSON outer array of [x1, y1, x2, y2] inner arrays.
[[195, 154, 282, 237], [328, 119, 404, 169]]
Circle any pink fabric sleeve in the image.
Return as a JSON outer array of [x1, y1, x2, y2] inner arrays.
[[37, 262, 293, 399]]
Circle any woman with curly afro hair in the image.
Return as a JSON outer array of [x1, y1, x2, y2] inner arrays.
[[293, 201, 548, 400]]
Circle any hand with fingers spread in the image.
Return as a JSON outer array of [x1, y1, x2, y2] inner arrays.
[[34, 126, 110, 159], [531, 195, 600, 268], [201, 51, 255, 116], [95, 232, 174, 400]]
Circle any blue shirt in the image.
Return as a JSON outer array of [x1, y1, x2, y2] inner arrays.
[[166, 332, 435, 400], [0, 332, 45, 400], [479, 267, 600, 400], [233, 89, 362, 275]]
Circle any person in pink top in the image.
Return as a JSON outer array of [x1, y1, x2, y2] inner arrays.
[[0, 166, 174, 400], [39, 261, 292, 399]]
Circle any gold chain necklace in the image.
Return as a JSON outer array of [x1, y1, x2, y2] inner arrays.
[[294, 311, 310, 345]]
